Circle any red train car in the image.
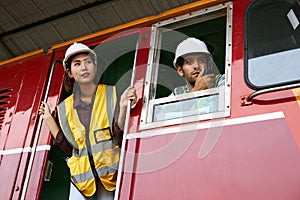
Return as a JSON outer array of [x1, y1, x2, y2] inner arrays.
[[1, 0, 300, 199]]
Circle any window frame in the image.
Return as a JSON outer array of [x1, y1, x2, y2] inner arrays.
[[140, 2, 232, 130], [244, 0, 300, 90]]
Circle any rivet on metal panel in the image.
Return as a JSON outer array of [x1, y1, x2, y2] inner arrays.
[[142, 32, 149, 40]]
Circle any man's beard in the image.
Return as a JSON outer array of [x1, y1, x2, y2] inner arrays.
[[182, 70, 195, 87]]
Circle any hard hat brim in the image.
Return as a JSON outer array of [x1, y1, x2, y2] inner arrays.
[[63, 49, 95, 69], [173, 52, 211, 68]]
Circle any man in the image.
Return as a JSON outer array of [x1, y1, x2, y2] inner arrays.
[[39, 42, 137, 200], [152, 38, 225, 121], [172, 37, 224, 95]]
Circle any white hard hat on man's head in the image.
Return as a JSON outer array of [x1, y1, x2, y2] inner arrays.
[[63, 42, 96, 70], [173, 37, 211, 68]]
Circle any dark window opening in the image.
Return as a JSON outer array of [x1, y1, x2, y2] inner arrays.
[[96, 34, 139, 92], [155, 13, 227, 98]]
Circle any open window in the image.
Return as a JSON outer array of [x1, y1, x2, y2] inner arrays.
[[245, 0, 300, 90], [140, 3, 232, 130]]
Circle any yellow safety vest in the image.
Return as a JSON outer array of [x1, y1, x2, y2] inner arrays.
[[57, 84, 119, 197]]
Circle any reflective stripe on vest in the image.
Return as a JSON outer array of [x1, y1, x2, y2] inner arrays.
[[57, 84, 119, 197]]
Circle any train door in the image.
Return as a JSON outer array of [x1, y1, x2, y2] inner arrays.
[[0, 53, 65, 199], [40, 31, 142, 199]]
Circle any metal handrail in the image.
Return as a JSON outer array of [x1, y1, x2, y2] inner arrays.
[[21, 60, 61, 200], [114, 37, 139, 200], [247, 82, 300, 102]]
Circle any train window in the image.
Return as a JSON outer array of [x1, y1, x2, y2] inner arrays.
[[140, 3, 232, 129], [245, 0, 300, 90]]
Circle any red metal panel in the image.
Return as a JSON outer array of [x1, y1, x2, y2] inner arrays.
[[230, 0, 300, 152], [126, 118, 300, 200], [0, 55, 51, 149], [0, 70, 23, 150], [119, 0, 300, 199], [0, 154, 23, 199], [24, 151, 48, 200], [0, 53, 64, 200], [0, 55, 50, 199], [118, 138, 140, 200], [24, 56, 65, 200]]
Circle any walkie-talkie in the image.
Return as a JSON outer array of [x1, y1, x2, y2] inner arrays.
[[204, 66, 214, 75]]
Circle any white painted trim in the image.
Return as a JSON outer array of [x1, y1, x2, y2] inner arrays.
[[36, 145, 51, 151], [0, 145, 51, 156], [127, 111, 285, 139]]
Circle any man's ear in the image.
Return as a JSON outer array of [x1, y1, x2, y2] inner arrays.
[[177, 67, 184, 76]]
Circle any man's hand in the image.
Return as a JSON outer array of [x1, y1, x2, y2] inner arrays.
[[191, 74, 215, 92]]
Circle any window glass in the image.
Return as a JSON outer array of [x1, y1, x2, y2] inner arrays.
[[245, 0, 300, 89], [95, 34, 139, 90], [153, 92, 220, 122]]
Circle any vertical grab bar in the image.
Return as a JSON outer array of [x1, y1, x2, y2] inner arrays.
[[114, 38, 139, 200], [20, 60, 61, 200]]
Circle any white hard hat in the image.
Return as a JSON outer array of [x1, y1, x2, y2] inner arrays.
[[173, 38, 211, 68], [63, 42, 96, 69]]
